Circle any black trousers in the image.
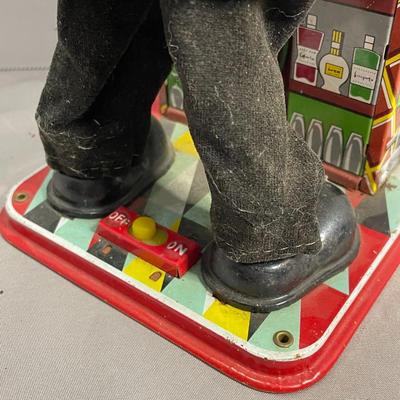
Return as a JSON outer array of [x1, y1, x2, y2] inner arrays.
[[37, 0, 324, 263]]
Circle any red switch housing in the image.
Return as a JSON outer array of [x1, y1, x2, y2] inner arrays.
[[97, 207, 201, 277]]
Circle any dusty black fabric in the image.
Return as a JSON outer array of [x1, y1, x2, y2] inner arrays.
[[36, 0, 172, 178], [161, 0, 324, 263], [37, 0, 324, 263]]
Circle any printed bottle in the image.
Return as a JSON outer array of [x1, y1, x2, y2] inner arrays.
[[319, 30, 349, 94], [290, 112, 306, 139], [349, 35, 381, 104], [306, 119, 324, 158], [294, 15, 325, 86], [324, 125, 344, 167], [167, 68, 184, 110], [342, 133, 364, 175]]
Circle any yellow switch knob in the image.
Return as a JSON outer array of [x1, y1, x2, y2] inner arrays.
[[129, 216, 157, 241]]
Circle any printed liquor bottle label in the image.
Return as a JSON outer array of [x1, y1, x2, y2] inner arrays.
[[296, 46, 319, 68], [325, 63, 344, 79], [350, 64, 378, 90]]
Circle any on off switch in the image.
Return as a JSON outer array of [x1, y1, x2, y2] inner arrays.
[[97, 207, 201, 277], [129, 216, 157, 241]]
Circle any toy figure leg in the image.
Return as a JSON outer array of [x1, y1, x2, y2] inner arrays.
[[36, 1, 174, 217], [161, 0, 325, 263], [37, 0, 172, 178], [161, 0, 359, 311]]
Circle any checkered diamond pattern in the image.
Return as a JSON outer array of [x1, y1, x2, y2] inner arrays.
[[17, 120, 399, 353]]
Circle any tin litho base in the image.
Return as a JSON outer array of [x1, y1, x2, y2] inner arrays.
[[1, 121, 400, 393]]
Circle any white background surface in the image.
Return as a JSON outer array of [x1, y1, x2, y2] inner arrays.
[[0, 1, 399, 399]]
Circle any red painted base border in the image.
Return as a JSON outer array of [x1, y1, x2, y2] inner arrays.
[[1, 206, 399, 393]]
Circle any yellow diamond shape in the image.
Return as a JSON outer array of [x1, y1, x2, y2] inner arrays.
[[203, 300, 251, 340], [169, 218, 182, 233], [123, 257, 166, 292], [173, 131, 199, 157]]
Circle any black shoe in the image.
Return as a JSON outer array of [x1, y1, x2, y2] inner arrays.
[[201, 182, 360, 312], [47, 117, 175, 218]]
